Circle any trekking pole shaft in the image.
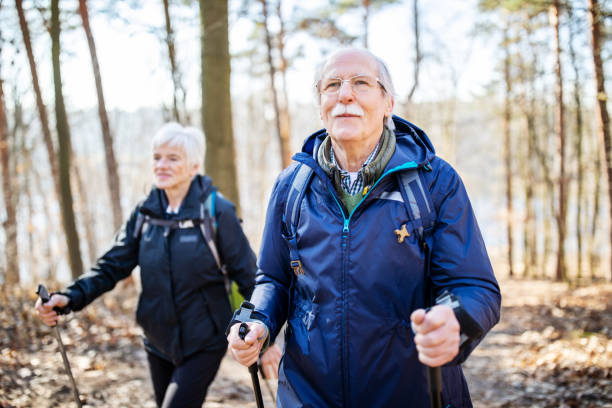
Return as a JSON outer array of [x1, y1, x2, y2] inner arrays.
[[427, 366, 442, 408], [249, 363, 264, 408], [53, 327, 82, 408], [259, 365, 277, 408]]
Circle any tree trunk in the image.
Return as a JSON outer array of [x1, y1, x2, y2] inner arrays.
[[162, 0, 189, 124], [0, 78, 19, 285], [568, 4, 585, 280], [363, 0, 370, 49], [276, 0, 293, 168], [199, 0, 241, 214], [16, 0, 60, 200], [407, 0, 421, 102], [52, 0, 84, 279], [589, 0, 612, 282], [535, 101, 556, 279], [551, 1, 567, 282], [78, 0, 123, 232], [590, 141, 602, 279], [523, 20, 539, 278], [502, 25, 514, 278], [20, 125, 38, 283], [32, 159, 59, 280], [71, 150, 97, 264], [260, 0, 291, 169]]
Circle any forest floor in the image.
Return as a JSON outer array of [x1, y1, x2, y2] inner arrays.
[[0, 276, 611, 408]]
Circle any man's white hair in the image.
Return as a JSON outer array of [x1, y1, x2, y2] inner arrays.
[[152, 122, 205, 170], [313, 48, 396, 130]]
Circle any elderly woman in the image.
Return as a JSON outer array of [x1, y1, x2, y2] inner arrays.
[[35, 123, 278, 407]]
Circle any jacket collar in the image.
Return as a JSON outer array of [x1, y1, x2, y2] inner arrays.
[[140, 174, 214, 219]]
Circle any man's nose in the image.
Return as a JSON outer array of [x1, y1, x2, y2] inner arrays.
[[337, 80, 354, 102]]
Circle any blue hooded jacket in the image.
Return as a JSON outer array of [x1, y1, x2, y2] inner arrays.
[[251, 116, 501, 407]]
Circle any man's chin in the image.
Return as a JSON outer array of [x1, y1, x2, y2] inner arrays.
[[329, 126, 362, 142]]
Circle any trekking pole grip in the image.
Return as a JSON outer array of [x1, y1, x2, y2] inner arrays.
[[238, 322, 265, 408]]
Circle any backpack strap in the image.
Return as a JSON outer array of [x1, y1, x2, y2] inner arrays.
[[396, 165, 436, 306], [203, 189, 218, 238], [397, 167, 435, 243], [199, 190, 230, 294], [282, 163, 314, 276], [132, 190, 230, 294]]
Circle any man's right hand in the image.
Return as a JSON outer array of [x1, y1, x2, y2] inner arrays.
[[35, 294, 69, 327], [227, 321, 267, 367]]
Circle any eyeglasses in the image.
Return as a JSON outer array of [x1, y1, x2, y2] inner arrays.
[[318, 74, 386, 95]]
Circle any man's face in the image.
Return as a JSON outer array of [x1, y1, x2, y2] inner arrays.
[[152, 144, 198, 191], [319, 50, 393, 148]]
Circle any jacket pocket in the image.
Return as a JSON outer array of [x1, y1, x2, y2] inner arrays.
[[288, 299, 318, 356]]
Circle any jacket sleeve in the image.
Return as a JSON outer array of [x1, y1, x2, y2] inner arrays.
[[60, 205, 141, 311], [248, 172, 294, 339], [215, 197, 257, 299], [427, 158, 501, 364]]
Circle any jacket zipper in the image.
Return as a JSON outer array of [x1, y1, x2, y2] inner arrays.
[[325, 161, 419, 405]]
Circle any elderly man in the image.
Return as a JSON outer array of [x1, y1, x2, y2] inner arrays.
[[228, 48, 500, 407]]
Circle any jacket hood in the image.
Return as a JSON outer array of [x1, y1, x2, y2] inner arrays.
[[139, 174, 214, 219], [298, 115, 436, 170]]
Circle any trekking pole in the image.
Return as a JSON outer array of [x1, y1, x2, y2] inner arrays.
[[37, 284, 82, 408], [258, 364, 277, 408], [239, 322, 264, 408], [427, 366, 442, 408]]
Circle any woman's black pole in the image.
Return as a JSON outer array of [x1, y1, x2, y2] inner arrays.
[[239, 322, 264, 408]]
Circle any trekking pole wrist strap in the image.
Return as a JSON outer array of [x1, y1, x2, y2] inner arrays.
[[226, 301, 271, 351]]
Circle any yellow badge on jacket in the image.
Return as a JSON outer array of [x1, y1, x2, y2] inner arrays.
[[394, 224, 411, 243]]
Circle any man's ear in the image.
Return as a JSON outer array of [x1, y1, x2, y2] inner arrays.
[[385, 95, 395, 117]]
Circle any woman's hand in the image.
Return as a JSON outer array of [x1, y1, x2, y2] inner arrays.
[[260, 344, 282, 379], [34, 294, 69, 326]]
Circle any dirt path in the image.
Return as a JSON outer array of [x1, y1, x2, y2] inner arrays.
[[463, 279, 612, 408], [1, 278, 610, 407]]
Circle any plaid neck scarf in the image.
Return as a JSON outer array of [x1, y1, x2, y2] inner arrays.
[[330, 141, 381, 196]]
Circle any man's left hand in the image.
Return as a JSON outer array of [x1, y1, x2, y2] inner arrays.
[[410, 305, 460, 367]]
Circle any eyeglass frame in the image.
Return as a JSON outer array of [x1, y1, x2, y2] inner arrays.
[[316, 74, 388, 95]]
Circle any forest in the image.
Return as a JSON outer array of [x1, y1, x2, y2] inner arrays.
[[0, 0, 611, 406]]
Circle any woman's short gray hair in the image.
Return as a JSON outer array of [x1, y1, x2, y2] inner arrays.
[[152, 122, 205, 170], [313, 48, 396, 130]]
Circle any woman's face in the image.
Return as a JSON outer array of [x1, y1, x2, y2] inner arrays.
[[152, 144, 198, 191]]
